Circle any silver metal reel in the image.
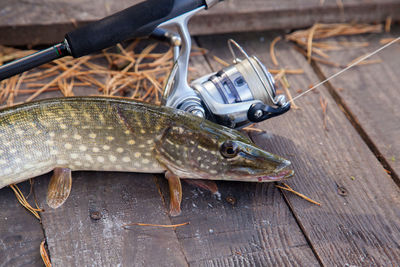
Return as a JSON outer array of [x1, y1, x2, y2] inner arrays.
[[159, 8, 290, 129]]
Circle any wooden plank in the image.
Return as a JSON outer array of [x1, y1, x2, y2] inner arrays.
[[1, 0, 400, 46], [158, 179, 320, 266], [0, 181, 44, 267], [34, 172, 188, 266], [197, 32, 400, 266], [309, 26, 400, 180]]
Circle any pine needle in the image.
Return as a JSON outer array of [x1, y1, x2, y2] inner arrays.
[[9, 184, 42, 220], [385, 16, 392, 33], [213, 55, 230, 67], [242, 124, 263, 132], [122, 222, 189, 229], [40, 241, 52, 267], [270, 36, 282, 66], [276, 182, 321, 206]]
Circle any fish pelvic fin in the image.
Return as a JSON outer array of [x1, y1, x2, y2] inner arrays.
[[47, 167, 72, 209], [165, 171, 182, 217]]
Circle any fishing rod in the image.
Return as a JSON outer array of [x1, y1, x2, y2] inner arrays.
[[0, 0, 216, 79]]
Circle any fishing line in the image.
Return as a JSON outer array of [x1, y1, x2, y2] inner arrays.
[[289, 36, 400, 103]]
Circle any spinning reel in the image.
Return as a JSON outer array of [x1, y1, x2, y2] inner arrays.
[[0, 0, 290, 129]]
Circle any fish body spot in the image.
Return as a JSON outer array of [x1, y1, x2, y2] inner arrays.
[[79, 145, 87, 151], [46, 140, 55, 146], [65, 143, 72, 150], [103, 145, 110, 151], [93, 147, 100, 153], [106, 136, 115, 141], [122, 157, 131, 163], [57, 159, 68, 165], [109, 155, 117, 162], [128, 140, 135, 145], [85, 154, 93, 162], [116, 148, 124, 153], [73, 134, 82, 140], [89, 133, 97, 139], [97, 156, 105, 163]]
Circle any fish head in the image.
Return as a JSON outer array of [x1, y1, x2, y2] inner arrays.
[[154, 117, 294, 182]]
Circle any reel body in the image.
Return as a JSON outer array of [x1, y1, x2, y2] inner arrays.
[[191, 41, 290, 128], [159, 15, 291, 129]]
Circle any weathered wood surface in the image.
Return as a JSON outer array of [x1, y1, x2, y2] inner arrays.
[[0, 181, 44, 267], [35, 172, 188, 267], [311, 28, 400, 181], [198, 31, 400, 266], [1, 29, 400, 266], [159, 178, 320, 266], [1, 0, 400, 45]]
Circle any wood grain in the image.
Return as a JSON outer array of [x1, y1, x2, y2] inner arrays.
[[0, 181, 44, 267], [310, 26, 400, 180], [35, 172, 188, 266], [1, 0, 399, 45], [158, 178, 320, 266], [198, 32, 400, 266]]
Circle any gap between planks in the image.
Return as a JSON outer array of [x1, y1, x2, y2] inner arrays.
[[302, 51, 400, 188], [194, 36, 323, 266], [152, 175, 190, 267]]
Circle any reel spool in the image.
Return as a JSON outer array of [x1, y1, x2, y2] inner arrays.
[[191, 40, 290, 128]]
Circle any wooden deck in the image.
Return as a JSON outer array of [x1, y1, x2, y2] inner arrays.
[[1, 0, 400, 45], [1, 2, 400, 267]]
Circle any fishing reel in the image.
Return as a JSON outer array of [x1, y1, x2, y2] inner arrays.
[[158, 7, 290, 129]]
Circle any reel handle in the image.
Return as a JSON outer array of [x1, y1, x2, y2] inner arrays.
[[248, 102, 291, 123]]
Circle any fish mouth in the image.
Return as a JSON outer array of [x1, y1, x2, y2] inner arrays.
[[257, 159, 294, 182], [257, 169, 294, 181]]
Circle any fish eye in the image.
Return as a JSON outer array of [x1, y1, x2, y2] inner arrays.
[[220, 140, 239, 158]]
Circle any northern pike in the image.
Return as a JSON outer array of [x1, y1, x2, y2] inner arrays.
[[0, 97, 293, 215]]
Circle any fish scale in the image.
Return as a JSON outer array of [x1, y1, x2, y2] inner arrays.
[[0, 96, 293, 191]]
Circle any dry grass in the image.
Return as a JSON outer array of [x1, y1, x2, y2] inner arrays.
[[9, 184, 42, 220], [276, 182, 321, 206], [0, 41, 178, 107], [40, 241, 52, 267], [286, 23, 383, 67]]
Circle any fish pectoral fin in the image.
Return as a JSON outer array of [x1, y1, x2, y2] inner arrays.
[[47, 167, 72, 209], [183, 179, 219, 196], [165, 171, 182, 217]]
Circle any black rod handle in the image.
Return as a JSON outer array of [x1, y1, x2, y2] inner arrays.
[[0, 43, 68, 81], [65, 0, 206, 58]]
